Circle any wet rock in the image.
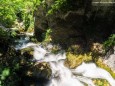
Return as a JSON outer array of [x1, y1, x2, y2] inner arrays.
[[91, 43, 104, 55], [103, 46, 115, 72], [19, 62, 52, 86], [104, 54, 115, 72], [32, 62, 52, 79], [20, 47, 34, 62], [34, 0, 115, 53]]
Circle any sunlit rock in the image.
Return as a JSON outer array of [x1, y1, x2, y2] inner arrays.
[[103, 46, 115, 72]]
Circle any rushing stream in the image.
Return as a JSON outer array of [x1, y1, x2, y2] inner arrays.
[[15, 35, 115, 86]]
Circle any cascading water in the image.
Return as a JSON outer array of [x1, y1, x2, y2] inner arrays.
[[15, 36, 30, 50], [15, 36, 115, 86]]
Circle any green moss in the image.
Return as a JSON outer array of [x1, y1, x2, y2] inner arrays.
[[65, 52, 114, 85], [44, 28, 52, 42], [21, 47, 34, 53], [93, 79, 110, 86], [65, 52, 92, 68]]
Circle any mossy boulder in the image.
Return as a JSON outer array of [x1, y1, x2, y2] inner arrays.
[[65, 52, 115, 86], [20, 47, 34, 63], [65, 52, 92, 68]]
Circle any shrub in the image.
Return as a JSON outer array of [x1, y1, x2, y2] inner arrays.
[[0, 0, 41, 28], [104, 34, 115, 51]]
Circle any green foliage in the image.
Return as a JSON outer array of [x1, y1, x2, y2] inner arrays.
[[0, 66, 20, 86], [0, 0, 41, 28], [44, 28, 52, 42], [0, 0, 18, 27], [0, 68, 10, 86], [10, 31, 17, 38], [104, 34, 115, 51], [0, 56, 21, 86], [1, 68, 10, 80], [0, 46, 22, 86], [47, 0, 81, 15], [47, 0, 67, 15]]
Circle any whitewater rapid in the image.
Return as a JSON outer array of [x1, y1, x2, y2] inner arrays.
[[15, 37, 115, 86]]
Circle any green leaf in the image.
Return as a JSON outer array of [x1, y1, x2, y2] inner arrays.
[[2, 68, 10, 77], [1, 75, 5, 80]]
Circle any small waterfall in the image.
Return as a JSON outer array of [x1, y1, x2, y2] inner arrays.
[[15, 36, 30, 50], [14, 32, 34, 50], [15, 37, 115, 86]]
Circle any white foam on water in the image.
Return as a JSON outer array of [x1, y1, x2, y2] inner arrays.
[[15, 40, 115, 86], [72, 62, 115, 86], [75, 76, 95, 86], [15, 37, 30, 50], [33, 45, 47, 61], [25, 32, 34, 36]]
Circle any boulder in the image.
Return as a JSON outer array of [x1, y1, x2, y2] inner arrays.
[[18, 62, 52, 86], [34, 0, 115, 52], [103, 46, 115, 72]]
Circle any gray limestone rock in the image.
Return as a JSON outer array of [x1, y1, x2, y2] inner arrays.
[[104, 46, 115, 72]]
